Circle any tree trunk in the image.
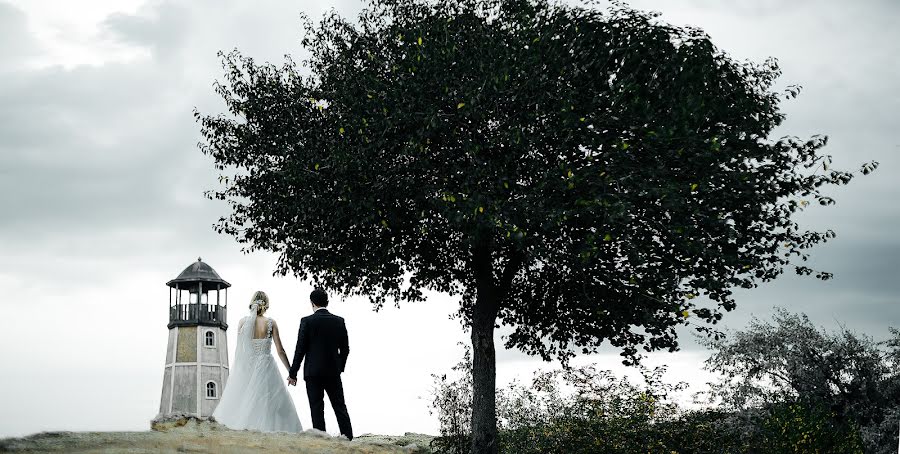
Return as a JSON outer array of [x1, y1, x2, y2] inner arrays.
[[470, 293, 499, 454], [470, 241, 499, 454]]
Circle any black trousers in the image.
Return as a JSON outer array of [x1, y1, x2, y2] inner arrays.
[[305, 376, 353, 440]]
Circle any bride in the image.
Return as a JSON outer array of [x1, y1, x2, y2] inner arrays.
[[213, 291, 303, 432]]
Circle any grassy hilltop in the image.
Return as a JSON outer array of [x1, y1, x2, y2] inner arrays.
[[0, 420, 434, 454]]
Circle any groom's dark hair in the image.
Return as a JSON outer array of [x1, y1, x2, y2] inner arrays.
[[310, 288, 329, 307]]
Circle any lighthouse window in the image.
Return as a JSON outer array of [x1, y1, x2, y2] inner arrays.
[[204, 331, 215, 347], [206, 381, 218, 399]]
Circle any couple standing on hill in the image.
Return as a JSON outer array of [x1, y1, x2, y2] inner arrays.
[[212, 288, 353, 440]]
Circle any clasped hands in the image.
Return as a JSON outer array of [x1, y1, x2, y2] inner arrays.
[[287, 377, 297, 386]]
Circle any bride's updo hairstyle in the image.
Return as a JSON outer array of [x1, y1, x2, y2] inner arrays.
[[250, 290, 270, 315]]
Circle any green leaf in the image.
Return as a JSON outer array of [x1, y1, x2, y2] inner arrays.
[[690, 183, 698, 192], [457, 102, 465, 109], [339, 127, 345, 134], [417, 36, 423, 45], [603, 233, 612, 241]]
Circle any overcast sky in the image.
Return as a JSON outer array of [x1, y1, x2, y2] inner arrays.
[[0, 0, 897, 439]]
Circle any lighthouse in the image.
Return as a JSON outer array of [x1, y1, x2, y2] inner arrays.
[[157, 258, 230, 419]]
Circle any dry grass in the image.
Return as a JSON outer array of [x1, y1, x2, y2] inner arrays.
[[0, 420, 433, 454]]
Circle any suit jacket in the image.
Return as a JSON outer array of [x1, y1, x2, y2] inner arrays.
[[289, 309, 349, 380]]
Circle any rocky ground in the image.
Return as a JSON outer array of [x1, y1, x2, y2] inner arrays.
[[0, 419, 436, 454]]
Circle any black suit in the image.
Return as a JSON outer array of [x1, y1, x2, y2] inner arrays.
[[289, 308, 352, 439]]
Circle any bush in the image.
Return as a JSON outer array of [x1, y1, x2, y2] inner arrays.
[[494, 365, 683, 454], [429, 347, 473, 454], [750, 402, 865, 454], [654, 409, 745, 454], [431, 349, 695, 453], [430, 353, 868, 453], [430, 309, 900, 453], [701, 309, 900, 453]]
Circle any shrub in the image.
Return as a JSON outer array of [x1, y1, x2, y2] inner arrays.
[[430, 347, 473, 454], [431, 349, 693, 453], [430, 352, 868, 453], [750, 402, 864, 454]]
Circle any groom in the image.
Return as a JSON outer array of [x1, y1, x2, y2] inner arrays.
[[288, 288, 353, 440]]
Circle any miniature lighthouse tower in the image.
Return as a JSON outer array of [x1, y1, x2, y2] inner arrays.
[[157, 258, 230, 419]]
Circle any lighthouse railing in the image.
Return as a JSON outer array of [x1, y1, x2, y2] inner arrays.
[[169, 302, 227, 328]]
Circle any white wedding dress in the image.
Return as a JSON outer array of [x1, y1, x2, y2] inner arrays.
[[212, 307, 303, 432]]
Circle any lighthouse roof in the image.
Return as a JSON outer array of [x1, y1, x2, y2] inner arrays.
[[166, 257, 231, 289]]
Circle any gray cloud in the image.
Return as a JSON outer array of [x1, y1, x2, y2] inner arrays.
[[0, 0, 360, 209], [102, 3, 189, 58], [0, 0, 375, 292], [0, 2, 39, 71], [0, 62, 210, 245], [671, 0, 899, 17]]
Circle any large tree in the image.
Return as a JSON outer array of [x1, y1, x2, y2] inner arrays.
[[197, 0, 876, 452]]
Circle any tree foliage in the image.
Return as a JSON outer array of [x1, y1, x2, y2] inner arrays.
[[702, 309, 885, 418], [198, 0, 875, 363], [198, 0, 877, 451], [702, 309, 900, 453]]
